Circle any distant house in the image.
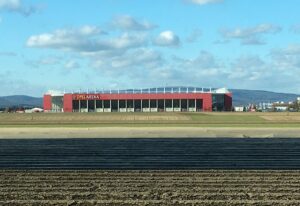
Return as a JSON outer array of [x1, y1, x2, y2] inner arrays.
[[234, 106, 244, 112], [32, 108, 44, 113], [25, 108, 44, 113], [274, 106, 288, 112]]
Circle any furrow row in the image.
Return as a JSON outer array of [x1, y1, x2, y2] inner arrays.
[[1, 188, 300, 193], [1, 199, 300, 206]]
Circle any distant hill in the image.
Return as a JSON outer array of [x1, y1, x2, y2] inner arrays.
[[231, 89, 299, 106], [0, 95, 42, 108], [0, 89, 299, 108]]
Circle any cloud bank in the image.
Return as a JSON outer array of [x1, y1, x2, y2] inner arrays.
[[153, 31, 180, 47], [0, 0, 38, 16], [220, 24, 281, 45], [186, 0, 223, 5]]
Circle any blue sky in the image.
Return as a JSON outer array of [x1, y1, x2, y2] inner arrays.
[[1, 0, 300, 96]]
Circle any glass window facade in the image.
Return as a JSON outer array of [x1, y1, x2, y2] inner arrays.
[[212, 94, 225, 111]]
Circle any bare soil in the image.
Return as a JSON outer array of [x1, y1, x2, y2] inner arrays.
[[2, 127, 300, 138], [0, 170, 300, 206]]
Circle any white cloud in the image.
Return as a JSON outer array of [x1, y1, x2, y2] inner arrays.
[[0, 0, 21, 10], [143, 51, 226, 87], [25, 56, 62, 68], [290, 24, 300, 34], [271, 44, 300, 71], [228, 56, 266, 80], [176, 51, 220, 70], [111, 49, 162, 69], [26, 26, 104, 50], [0, 72, 46, 96], [77, 25, 103, 36], [26, 26, 147, 52], [112, 15, 156, 31], [0, 51, 16, 56], [65, 60, 80, 70], [241, 37, 265, 45], [186, 0, 223, 5], [213, 39, 230, 44], [153, 31, 180, 47], [38, 56, 60, 65], [220, 24, 281, 45], [145, 51, 299, 92], [0, 0, 37, 16], [186, 29, 202, 43], [90, 48, 163, 73]]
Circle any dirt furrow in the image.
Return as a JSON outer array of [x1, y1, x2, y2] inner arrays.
[[1, 191, 300, 201], [1, 199, 300, 206], [1, 170, 300, 205]]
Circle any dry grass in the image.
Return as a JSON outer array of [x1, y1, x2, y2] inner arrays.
[[0, 112, 300, 127], [260, 113, 300, 121], [0, 113, 191, 124]]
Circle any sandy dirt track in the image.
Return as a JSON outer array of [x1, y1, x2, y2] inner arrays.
[[1, 127, 300, 138], [0, 170, 300, 206]]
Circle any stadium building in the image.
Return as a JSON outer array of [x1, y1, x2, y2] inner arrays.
[[43, 87, 232, 113]]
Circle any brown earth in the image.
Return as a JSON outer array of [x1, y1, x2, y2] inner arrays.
[[0, 170, 300, 206]]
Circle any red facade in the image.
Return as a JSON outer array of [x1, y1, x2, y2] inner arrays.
[[224, 93, 232, 111], [63, 94, 73, 113], [44, 92, 232, 112], [65, 93, 215, 112], [43, 95, 52, 111]]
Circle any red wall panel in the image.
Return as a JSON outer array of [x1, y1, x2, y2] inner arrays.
[[224, 93, 232, 111], [63, 94, 73, 113], [202, 93, 212, 112], [43, 95, 52, 111]]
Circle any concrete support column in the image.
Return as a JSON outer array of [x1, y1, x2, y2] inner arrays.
[[110, 100, 111, 110], [164, 99, 166, 112], [149, 99, 150, 110], [125, 99, 127, 112], [179, 99, 181, 112], [133, 99, 135, 112], [79, 100, 81, 113], [118, 100, 120, 112], [94, 100, 96, 111], [87, 100, 89, 113], [187, 99, 189, 112], [172, 99, 174, 109], [195, 99, 197, 112]]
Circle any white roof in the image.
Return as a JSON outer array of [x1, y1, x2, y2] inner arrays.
[[46, 90, 64, 96], [214, 88, 230, 94]]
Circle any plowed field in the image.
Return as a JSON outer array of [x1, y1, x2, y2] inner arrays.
[[1, 170, 300, 206], [1, 138, 300, 169]]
